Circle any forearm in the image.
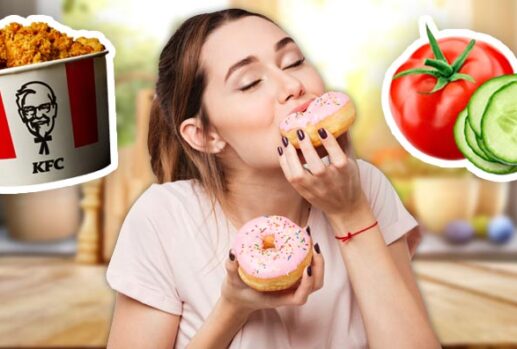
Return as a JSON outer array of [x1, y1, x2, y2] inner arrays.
[[187, 297, 252, 349], [327, 202, 440, 349]]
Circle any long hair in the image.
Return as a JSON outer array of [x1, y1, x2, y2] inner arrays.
[[148, 8, 276, 271]]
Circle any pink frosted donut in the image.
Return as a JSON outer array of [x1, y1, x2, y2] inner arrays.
[[279, 90, 356, 148], [232, 215, 313, 292]]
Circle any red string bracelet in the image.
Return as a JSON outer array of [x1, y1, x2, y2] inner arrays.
[[335, 221, 378, 243]]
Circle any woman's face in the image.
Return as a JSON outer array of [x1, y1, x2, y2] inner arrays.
[[199, 16, 326, 170]]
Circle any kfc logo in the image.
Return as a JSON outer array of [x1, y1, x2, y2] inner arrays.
[[16, 81, 58, 155]]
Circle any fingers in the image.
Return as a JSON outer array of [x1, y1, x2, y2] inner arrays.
[[311, 242, 324, 291], [317, 128, 348, 169], [281, 135, 306, 180], [268, 263, 314, 307], [277, 139, 293, 179], [225, 249, 244, 286], [296, 129, 326, 175], [278, 128, 349, 181]]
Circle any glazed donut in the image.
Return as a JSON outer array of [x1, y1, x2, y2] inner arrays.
[[279, 91, 356, 148], [232, 215, 313, 292]]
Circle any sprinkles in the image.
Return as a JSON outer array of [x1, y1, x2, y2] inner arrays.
[[232, 215, 312, 279]]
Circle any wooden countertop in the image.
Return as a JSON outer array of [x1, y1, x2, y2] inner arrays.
[[1, 257, 516, 348]]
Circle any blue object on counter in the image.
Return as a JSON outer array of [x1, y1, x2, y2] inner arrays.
[[488, 216, 515, 244], [444, 220, 474, 244]]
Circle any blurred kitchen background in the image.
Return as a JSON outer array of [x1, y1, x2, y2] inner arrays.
[[0, 0, 516, 348]]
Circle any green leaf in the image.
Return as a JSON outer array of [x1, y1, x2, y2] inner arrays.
[[393, 68, 442, 79], [430, 77, 449, 93], [450, 73, 475, 83], [424, 58, 453, 76], [451, 39, 476, 73], [426, 24, 447, 63]]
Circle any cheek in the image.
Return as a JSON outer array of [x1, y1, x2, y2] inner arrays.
[[219, 105, 278, 158], [305, 66, 326, 93], [218, 96, 275, 133]]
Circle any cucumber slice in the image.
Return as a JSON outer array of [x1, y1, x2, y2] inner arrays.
[[468, 74, 517, 135], [464, 117, 494, 161], [477, 136, 501, 162], [454, 109, 517, 174], [481, 81, 517, 164]]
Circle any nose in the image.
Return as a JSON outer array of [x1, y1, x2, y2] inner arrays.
[[275, 69, 305, 103], [36, 108, 45, 118]]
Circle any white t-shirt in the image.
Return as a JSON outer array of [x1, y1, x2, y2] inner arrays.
[[106, 159, 420, 349]]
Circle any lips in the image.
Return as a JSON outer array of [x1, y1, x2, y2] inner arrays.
[[288, 97, 316, 116]]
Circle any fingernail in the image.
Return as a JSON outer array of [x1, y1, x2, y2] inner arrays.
[[297, 129, 305, 140], [229, 249, 235, 261], [306, 226, 311, 236], [277, 146, 283, 156], [314, 243, 320, 254], [307, 265, 312, 277], [318, 128, 327, 139], [282, 136, 289, 147]]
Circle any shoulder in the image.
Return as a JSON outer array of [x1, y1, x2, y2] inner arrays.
[[134, 179, 199, 209], [127, 179, 202, 223], [356, 158, 390, 197], [357, 158, 387, 178]]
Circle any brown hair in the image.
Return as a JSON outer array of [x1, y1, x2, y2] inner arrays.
[[148, 8, 276, 270]]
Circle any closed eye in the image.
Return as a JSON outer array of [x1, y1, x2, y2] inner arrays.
[[239, 57, 306, 92], [239, 79, 261, 91], [284, 57, 305, 69]]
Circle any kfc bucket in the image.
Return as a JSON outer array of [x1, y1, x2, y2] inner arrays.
[[0, 16, 117, 194]]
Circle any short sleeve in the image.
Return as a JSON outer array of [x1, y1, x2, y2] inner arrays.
[[359, 160, 422, 258], [106, 186, 183, 315]]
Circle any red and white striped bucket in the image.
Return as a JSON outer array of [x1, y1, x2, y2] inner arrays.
[[0, 15, 117, 193]]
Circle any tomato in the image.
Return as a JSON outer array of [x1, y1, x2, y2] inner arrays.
[[390, 26, 513, 160]]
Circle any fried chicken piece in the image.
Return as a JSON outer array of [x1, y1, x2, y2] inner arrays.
[[47, 27, 74, 59], [0, 30, 7, 69], [0, 22, 105, 70], [69, 37, 105, 57], [3, 22, 55, 67]]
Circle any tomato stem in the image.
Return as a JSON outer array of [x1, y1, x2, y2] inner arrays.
[[424, 59, 453, 76], [393, 24, 476, 93]]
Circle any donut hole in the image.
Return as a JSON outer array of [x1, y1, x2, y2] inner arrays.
[[262, 234, 276, 250]]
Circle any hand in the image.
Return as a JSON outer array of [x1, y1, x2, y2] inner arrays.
[[221, 241, 324, 314], [277, 128, 366, 217]]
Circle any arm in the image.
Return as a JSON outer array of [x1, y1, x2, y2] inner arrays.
[[327, 202, 441, 349], [187, 297, 253, 349], [107, 293, 180, 348], [107, 293, 252, 349], [387, 227, 433, 318], [188, 245, 324, 348]]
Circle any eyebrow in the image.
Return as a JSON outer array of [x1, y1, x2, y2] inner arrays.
[[224, 36, 296, 83]]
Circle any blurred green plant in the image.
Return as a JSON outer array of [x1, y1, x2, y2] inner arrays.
[[62, 0, 160, 146]]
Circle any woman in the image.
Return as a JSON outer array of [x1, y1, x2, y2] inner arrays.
[[106, 8, 440, 349]]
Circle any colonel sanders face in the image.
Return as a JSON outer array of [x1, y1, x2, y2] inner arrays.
[[16, 82, 57, 138]]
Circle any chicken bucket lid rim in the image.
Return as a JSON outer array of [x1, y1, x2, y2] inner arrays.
[[0, 50, 109, 77]]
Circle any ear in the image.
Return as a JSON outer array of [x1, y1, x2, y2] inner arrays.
[[179, 117, 226, 154]]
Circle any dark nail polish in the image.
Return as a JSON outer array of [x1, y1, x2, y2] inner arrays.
[[297, 129, 305, 140], [314, 243, 320, 254], [307, 265, 312, 277], [318, 128, 327, 139], [306, 226, 311, 236], [282, 136, 289, 147], [277, 146, 283, 156], [229, 250, 235, 261]]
